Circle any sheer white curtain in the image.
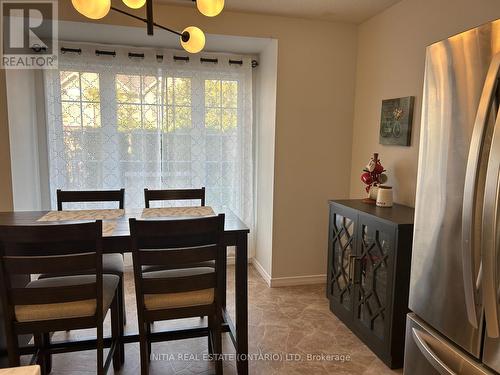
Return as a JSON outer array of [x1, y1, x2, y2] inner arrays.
[[44, 43, 253, 229]]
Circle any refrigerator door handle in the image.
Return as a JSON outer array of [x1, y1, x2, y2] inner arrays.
[[412, 328, 456, 375], [482, 110, 500, 338], [463, 52, 500, 328]]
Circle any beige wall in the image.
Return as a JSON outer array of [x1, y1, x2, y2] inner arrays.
[[0, 3, 358, 278], [255, 40, 278, 277], [349, 0, 500, 207]]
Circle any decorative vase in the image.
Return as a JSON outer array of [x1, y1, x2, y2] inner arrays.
[[376, 186, 393, 207]]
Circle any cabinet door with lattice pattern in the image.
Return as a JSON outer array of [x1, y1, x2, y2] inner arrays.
[[353, 215, 395, 345], [327, 204, 357, 321]]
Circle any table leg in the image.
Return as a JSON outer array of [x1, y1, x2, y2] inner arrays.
[[235, 233, 248, 375], [221, 246, 227, 310]]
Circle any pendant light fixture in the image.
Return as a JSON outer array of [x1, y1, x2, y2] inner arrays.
[[71, 0, 224, 53], [71, 0, 111, 20], [181, 26, 206, 53], [197, 0, 224, 17], [122, 0, 146, 9]]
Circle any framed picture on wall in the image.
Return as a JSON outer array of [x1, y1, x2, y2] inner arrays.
[[379, 96, 415, 146]]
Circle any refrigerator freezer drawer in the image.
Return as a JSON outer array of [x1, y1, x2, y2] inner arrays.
[[404, 314, 494, 375]]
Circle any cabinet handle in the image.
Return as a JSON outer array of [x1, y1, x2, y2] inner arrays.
[[348, 255, 357, 283]]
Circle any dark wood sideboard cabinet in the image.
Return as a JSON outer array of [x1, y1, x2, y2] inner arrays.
[[327, 199, 414, 369]]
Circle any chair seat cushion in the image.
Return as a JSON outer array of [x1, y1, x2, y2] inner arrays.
[[141, 260, 215, 273], [102, 253, 124, 275], [15, 274, 119, 322], [143, 267, 215, 311]]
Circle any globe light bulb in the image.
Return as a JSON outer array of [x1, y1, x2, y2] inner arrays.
[[72, 0, 111, 20], [197, 0, 224, 17], [180, 27, 206, 54], [122, 0, 147, 9]]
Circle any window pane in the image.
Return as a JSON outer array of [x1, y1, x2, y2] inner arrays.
[[222, 109, 237, 131], [116, 74, 141, 103], [174, 78, 191, 106], [175, 106, 192, 129], [60, 71, 80, 101], [205, 80, 221, 107], [222, 81, 237, 108], [205, 108, 221, 130], [62, 102, 81, 128], [163, 106, 174, 132], [143, 76, 159, 105], [81, 72, 100, 102], [166, 77, 174, 105], [117, 104, 141, 131], [82, 102, 101, 128], [142, 105, 159, 130]]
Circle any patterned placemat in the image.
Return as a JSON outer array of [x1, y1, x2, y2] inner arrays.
[[142, 206, 215, 218], [37, 209, 125, 221], [37, 209, 123, 237]]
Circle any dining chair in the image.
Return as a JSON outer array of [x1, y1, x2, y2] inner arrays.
[[47, 189, 126, 326], [129, 214, 225, 375], [144, 187, 205, 208], [56, 189, 125, 211], [0, 221, 123, 375]]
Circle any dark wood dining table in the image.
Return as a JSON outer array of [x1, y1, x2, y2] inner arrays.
[[0, 208, 250, 375]]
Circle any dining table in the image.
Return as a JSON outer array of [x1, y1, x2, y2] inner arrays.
[[0, 207, 250, 375]]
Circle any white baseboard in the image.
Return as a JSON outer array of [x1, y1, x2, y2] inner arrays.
[[251, 258, 272, 287], [250, 259, 326, 287]]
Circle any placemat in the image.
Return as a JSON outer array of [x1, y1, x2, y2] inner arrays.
[[37, 209, 123, 237], [37, 209, 125, 222], [142, 206, 215, 218]]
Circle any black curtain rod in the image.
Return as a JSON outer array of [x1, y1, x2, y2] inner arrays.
[[61, 47, 82, 54], [95, 49, 116, 56], [200, 57, 218, 64], [129, 52, 145, 59], [60, 47, 258, 67]]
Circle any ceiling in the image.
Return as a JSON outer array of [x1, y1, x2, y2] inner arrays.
[[158, 0, 402, 23]]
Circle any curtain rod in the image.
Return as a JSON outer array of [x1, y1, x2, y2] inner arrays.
[[60, 46, 259, 68]]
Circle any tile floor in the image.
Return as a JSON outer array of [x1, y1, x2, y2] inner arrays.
[[21, 265, 402, 374]]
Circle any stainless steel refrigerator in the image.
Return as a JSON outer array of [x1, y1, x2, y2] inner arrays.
[[404, 19, 500, 375]]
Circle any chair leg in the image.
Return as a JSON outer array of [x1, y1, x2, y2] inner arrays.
[[97, 323, 104, 375], [5, 326, 20, 368], [139, 322, 149, 375], [118, 276, 126, 326], [111, 295, 123, 370], [34, 335, 46, 375], [207, 316, 214, 355], [42, 333, 52, 374], [146, 323, 152, 362], [212, 314, 223, 375]]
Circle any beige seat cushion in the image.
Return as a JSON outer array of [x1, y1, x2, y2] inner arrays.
[[15, 274, 119, 322], [143, 267, 215, 311], [0, 365, 41, 375]]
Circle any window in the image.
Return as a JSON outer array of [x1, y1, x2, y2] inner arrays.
[[60, 71, 101, 129], [58, 71, 103, 189], [44, 47, 253, 228]]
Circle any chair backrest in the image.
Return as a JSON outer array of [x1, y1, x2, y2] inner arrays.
[[56, 189, 125, 211], [0, 222, 103, 326], [129, 214, 224, 313], [144, 187, 205, 208]]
